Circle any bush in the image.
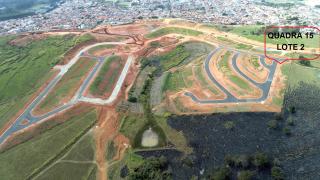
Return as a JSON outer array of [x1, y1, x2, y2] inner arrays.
[[299, 59, 311, 67], [253, 152, 269, 168], [210, 167, 231, 180], [267, 120, 278, 129], [150, 41, 162, 48], [235, 155, 251, 169], [223, 121, 235, 130], [289, 106, 296, 114], [286, 116, 295, 126], [271, 166, 284, 180], [237, 170, 255, 180], [274, 113, 283, 121], [224, 155, 235, 166], [129, 156, 171, 180], [283, 127, 291, 136], [128, 96, 137, 103]]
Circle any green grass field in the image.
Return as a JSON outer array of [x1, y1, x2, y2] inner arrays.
[[216, 25, 319, 48], [37, 57, 96, 113], [282, 61, 320, 87], [36, 162, 96, 180], [217, 36, 253, 50], [165, 71, 187, 91], [62, 132, 95, 162], [0, 108, 97, 180], [159, 44, 191, 71], [194, 65, 220, 94], [89, 55, 123, 96], [0, 34, 93, 129], [119, 114, 149, 145], [145, 27, 203, 39], [164, 65, 194, 92], [88, 44, 115, 55]]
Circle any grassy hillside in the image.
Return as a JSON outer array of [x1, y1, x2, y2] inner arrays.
[[0, 34, 93, 129], [0, 108, 97, 180], [211, 25, 319, 48]]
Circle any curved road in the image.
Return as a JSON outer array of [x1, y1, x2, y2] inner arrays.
[[185, 47, 277, 103], [0, 42, 133, 144]]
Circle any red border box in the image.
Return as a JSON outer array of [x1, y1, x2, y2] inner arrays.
[[264, 26, 320, 64]]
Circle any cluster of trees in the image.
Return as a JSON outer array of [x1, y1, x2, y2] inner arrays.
[[129, 156, 172, 180], [208, 152, 284, 180]]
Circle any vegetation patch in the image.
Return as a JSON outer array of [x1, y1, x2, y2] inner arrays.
[[145, 27, 203, 39], [88, 44, 115, 55], [0, 108, 97, 180], [0, 34, 92, 129], [35, 162, 96, 180], [62, 132, 95, 162], [89, 55, 123, 97], [36, 57, 96, 113]]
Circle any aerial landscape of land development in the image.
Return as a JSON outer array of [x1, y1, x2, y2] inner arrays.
[[0, 0, 320, 180]]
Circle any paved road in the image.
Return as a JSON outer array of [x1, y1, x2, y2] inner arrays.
[[0, 42, 131, 144], [185, 47, 277, 104]]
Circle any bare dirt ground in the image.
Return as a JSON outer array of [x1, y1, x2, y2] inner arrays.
[[9, 33, 49, 46]]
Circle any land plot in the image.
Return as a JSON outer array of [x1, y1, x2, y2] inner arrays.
[[0, 34, 92, 129], [89, 55, 125, 98], [236, 54, 269, 83], [213, 50, 260, 98], [145, 27, 203, 39], [88, 44, 116, 56], [34, 57, 96, 114]]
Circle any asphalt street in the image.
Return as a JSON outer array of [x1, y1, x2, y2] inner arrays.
[[0, 42, 130, 144], [185, 48, 277, 104]]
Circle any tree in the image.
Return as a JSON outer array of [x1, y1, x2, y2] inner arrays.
[[129, 156, 172, 180], [299, 60, 311, 67], [237, 170, 255, 180], [271, 166, 284, 180], [268, 120, 278, 129], [209, 167, 231, 180], [128, 96, 137, 103], [253, 152, 269, 168]]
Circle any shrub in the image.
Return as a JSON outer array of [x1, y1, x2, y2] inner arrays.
[[274, 113, 283, 121], [283, 127, 291, 136], [271, 166, 284, 180], [129, 156, 171, 180], [128, 96, 137, 103], [289, 106, 296, 114], [150, 41, 162, 48], [286, 116, 295, 126], [224, 155, 235, 166], [237, 170, 255, 180], [224, 121, 235, 130], [210, 167, 231, 180], [253, 152, 269, 168], [299, 59, 311, 67], [272, 158, 281, 167], [235, 155, 251, 169], [267, 120, 278, 129]]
